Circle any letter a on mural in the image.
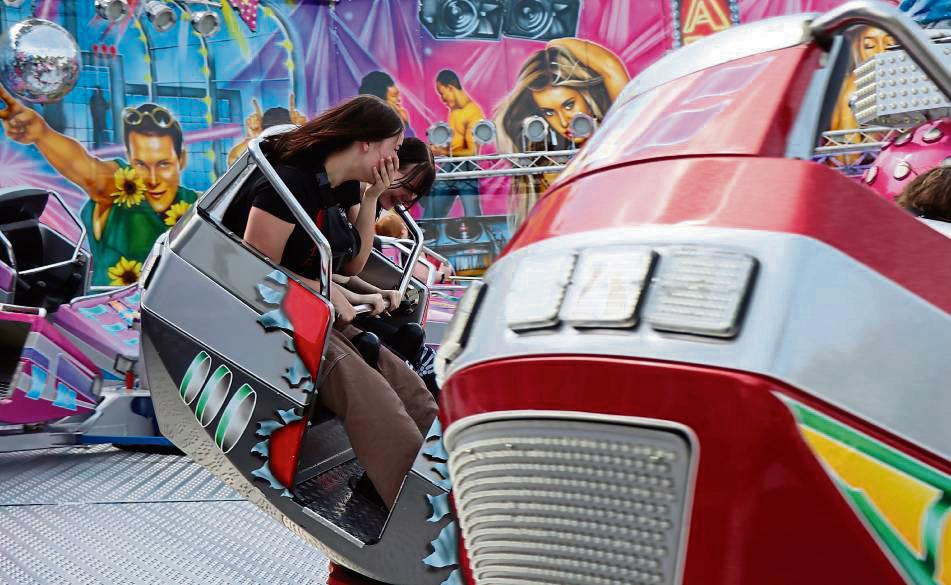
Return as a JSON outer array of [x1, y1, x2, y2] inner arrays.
[[673, 0, 740, 46]]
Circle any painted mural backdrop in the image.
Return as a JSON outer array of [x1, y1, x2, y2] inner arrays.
[[0, 0, 854, 284]]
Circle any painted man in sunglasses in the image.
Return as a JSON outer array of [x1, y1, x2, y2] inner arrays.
[[0, 87, 198, 285]]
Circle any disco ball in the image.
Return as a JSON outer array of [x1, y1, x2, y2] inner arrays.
[[862, 119, 951, 201], [0, 18, 81, 104]]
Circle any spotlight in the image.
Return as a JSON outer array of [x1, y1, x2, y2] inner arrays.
[[2, 0, 27, 7], [427, 122, 453, 149], [502, 0, 581, 41], [471, 119, 496, 146], [521, 115, 549, 144], [568, 112, 596, 140], [145, 0, 176, 33], [191, 9, 220, 37], [419, 0, 504, 41], [95, 0, 129, 22]]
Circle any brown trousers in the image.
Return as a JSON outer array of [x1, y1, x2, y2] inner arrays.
[[318, 325, 437, 507]]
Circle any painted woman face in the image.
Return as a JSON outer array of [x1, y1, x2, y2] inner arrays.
[[858, 28, 895, 64], [531, 85, 593, 144]]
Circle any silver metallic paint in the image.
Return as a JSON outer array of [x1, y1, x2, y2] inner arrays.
[[443, 226, 951, 462]]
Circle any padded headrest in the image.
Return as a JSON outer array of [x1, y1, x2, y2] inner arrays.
[[0, 187, 49, 226]]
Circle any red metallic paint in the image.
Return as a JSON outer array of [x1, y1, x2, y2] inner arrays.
[[508, 156, 951, 314], [440, 356, 909, 585], [267, 419, 307, 488], [506, 42, 951, 313], [550, 46, 818, 192], [270, 281, 331, 488], [284, 279, 333, 380]]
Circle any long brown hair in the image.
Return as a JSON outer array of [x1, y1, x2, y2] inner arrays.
[[896, 165, 951, 222], [264, 95, 403, 164], [391, 137, 436, 202], [494, 46, 611, 153]]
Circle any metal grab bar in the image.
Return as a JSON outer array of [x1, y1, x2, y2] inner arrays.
[[811, 1, 951, 101], [376, 236, 452, 287], [393, 204, 424, 299], [247, 126, 332, 296]]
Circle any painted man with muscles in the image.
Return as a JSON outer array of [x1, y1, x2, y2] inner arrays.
[[0, 86, 198, 285]]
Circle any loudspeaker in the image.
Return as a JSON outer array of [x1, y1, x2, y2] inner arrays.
[[501, 0, 581, 41], [420, 0, 505, 41]]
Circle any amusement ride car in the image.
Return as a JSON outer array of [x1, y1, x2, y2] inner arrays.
[[139, 2, 951, 584], [0, 186, 171, 452]]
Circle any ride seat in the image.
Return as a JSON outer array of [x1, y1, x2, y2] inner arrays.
[[0, 188, 88, 310]]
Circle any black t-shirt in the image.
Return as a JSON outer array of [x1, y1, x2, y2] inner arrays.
[[222, 163, 362, 279]]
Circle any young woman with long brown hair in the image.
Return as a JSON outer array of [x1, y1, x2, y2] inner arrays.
[[223, 95, 437, 509]]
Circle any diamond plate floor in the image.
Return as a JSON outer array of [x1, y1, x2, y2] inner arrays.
[[0, 445, 333, 585]]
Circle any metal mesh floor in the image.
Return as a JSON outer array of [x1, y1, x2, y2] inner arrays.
[[0, 445, 332, 585]]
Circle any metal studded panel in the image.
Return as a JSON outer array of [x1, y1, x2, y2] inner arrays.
[[447, 418, 692, 585], [0, 446, 332, 585], [853, 46, 951, 126]]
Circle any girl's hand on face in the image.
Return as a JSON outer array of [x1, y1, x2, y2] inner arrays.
[[363, 156, 399, 200]]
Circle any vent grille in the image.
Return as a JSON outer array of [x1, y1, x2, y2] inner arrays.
[[447, 417, 692, 585]]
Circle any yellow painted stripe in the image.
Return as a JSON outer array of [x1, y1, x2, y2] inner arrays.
[[801, 427, 939, 557]]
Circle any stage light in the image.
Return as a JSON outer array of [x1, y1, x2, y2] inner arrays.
[[427, 122, 453, 149], [569, 112, 596, 140], [502, 0, 581, 41], [521, 115, 549, 144], [420, 0, 504, 41], [95, 0, 129, 22], [472, 119, 496, 146], [2, 0, 28, 8], [191, 9, 220, 37], [145, 1, 176, 33]]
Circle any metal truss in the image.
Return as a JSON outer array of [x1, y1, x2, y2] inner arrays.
[[435, 150, 577, 180], [432, 127, 897, 181], [812, 126, 894, 177]]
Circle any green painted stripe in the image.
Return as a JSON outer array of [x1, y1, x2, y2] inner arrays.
[[179, 351, 209, 399], [783, 398, 951, 494], [215, 384, 254, 448], [842, 481, 938, 585], [922, 495, 951, 575], [195, 365, 230, 422]]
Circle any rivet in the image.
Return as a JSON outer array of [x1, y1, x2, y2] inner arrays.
[[893, 161, 912, 180], [924, 127, 944, 143]]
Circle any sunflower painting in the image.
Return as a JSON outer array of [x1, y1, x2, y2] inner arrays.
[[112, 167, 146, 208], [107, 257, 143, 286], [164, 201, 192, 227]]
